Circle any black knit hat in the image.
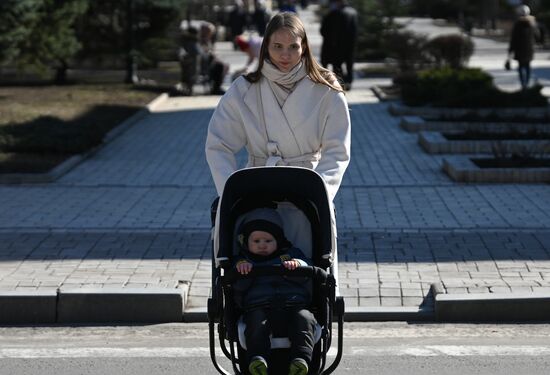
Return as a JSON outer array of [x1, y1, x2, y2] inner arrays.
[[238, 208, 292, 250]]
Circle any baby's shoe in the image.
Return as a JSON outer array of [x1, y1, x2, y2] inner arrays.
[[249, 356, 268, 375], [288, 358, 308, 375]]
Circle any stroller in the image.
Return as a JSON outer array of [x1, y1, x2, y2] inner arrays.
[[208, 166, 345, 375]]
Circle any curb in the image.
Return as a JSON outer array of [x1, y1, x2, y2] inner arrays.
[[0, 291, 57, 324], [388, 103, 550, 118], [443, 155, 550, 183], [0, 92, 169, 185], [371, 85, 400, 102], [0, 283, 188, 325], [435, 293, 550, 322], [2, 289, 550, 324], [57, 288, 185, 324]]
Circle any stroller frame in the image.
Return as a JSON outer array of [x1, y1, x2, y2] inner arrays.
[[208, 167, 344, 375]]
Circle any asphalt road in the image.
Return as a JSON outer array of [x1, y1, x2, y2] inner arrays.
[[2, 322, 550, 374]]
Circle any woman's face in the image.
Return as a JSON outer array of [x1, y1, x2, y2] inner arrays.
[[267, 28, 304, 72]]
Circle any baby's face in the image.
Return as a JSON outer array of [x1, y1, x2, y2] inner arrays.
[[247, 230, 278, 256]]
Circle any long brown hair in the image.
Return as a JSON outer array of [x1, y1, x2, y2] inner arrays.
[[245, 12, 343, 92]]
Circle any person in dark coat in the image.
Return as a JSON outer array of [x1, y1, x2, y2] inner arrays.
[[320, 0, 358, 90], [251, 0, 271, 36], [179, 27, 201, 95], [508, 5, 539, 89], [199, 22, 229, 95], [228, 0, 248, 49]]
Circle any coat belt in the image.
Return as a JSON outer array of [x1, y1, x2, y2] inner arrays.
[[250, 148, 321, 167]]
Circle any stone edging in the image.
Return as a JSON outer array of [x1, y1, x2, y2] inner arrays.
[[371, 85, 400, 102], [443, 155, 550, 183], [419, 131, 550, 154], [0, 93, 169, 184], [389, 103, 550, 118], [400, 115, 550, 133]]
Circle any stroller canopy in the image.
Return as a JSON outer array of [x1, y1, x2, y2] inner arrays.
[[213, 166, 335, 266]]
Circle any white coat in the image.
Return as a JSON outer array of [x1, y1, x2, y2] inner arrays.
[[205, 75, 351, 201]]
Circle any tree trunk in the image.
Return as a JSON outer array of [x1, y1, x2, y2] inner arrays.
[[54, 60, 68, 84]]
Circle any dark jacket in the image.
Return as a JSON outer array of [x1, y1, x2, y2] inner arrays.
[[509, 16, 538, 63], [232, 247, 312, 309], [320, 4, 358, 65]]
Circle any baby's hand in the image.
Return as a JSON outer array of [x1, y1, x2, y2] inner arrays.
[[283, 259, 300, 270], [236, 261, 253, 275]]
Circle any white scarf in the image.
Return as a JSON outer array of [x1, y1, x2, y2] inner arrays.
[[261, 60, 307, 107]]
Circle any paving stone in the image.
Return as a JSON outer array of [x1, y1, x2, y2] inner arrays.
[[358, 297, 380, 307]]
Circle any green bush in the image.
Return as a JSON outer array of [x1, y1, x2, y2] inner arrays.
[[383, 30, 429, 72], [425, 34, 474, 69], [139, 37, 179, 67], [401, 67, 492, 106], [400, 67, 548, 108]]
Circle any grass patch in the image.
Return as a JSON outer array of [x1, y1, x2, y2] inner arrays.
[[0, 84, 159, 174]]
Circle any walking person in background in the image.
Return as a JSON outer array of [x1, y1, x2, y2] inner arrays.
[[252, 0, 271, 36], [199, 22, 229, 95], [320, 0, 357, 91], [228, 0, 249, 49], [178, 26, 201, 95], [508, 4, 539, 90], [278, 0, 297, 13]]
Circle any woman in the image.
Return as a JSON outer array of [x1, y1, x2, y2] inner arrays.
[[205, 12, 351, 202]]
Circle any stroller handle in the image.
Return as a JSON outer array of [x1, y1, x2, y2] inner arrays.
[[223, 265, 330, 285]]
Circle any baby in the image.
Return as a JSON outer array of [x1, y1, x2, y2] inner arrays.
[[233, 207, 315, 375]]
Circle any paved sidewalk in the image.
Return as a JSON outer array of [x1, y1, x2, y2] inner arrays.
[[1, 8, 549, 323]]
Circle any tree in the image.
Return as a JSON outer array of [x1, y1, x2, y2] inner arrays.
[[0, 0, 87, 83], [76, 0, 185, 82], [33, 0, 88, 83], [354, 0, 406, 60], [0, 0, 41, 69]]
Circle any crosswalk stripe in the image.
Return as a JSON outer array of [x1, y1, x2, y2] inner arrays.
[[2, 345, 550, 359], [351, 345, 550, 357], [0, 348, 212, 359]]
